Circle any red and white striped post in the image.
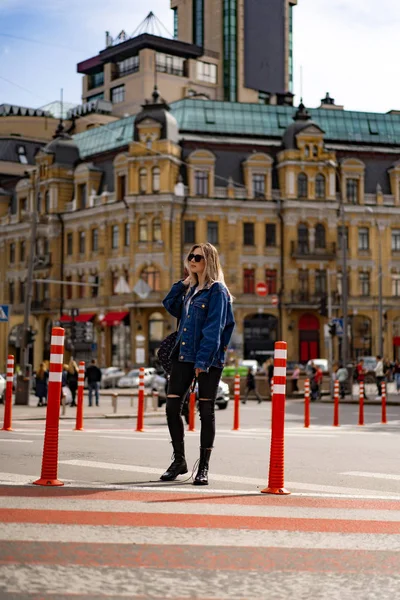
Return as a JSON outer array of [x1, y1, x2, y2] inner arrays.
[[136, 367, 145, 432], [2, 355, 14, 431], [74, 361, 85, 431], [33, 327, 65, 486], [381, 381, 387, 424], [262, 341, 290, 495], [233, 373, 240, 431], [333, 379, 340, 427], [304, 378, 310, 428], [188, 389, 196, 432], [358, 381, 364, 426]]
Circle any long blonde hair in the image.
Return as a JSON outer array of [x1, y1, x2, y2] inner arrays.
[[184, 243, 233, 299]]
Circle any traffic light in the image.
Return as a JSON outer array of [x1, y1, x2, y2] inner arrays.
[[25, 327, 37, 346], [328, 322, 336, 336], [318, 294, 328, 317]]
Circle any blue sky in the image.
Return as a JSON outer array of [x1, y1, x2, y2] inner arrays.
[[0, 0, 399, 114]]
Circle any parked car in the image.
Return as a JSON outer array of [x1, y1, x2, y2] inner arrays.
[[117, 367, 156, 388], [0, 374, 5, 402], [152, 373, 230, 410], [101, 367, 126, 389]]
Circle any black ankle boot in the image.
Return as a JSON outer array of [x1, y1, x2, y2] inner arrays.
[[193, 447, 212, 486], [160, 442, 188, 481]]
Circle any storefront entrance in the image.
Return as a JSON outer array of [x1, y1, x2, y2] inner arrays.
[[299, 314, 320, 362], [243, 313, 278, 364]]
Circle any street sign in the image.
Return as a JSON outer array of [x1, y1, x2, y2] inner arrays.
[[71, 308, 80, 318], [271, 295, 279, 306], [0, 305, 9, 322], [256, 282, 268, 297], [332, 318, 344, 337]]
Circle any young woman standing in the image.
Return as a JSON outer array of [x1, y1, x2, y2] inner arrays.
[[161, 243, 235, 485]]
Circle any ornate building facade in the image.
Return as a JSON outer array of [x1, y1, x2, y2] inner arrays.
[[2, 91, 400, 370]]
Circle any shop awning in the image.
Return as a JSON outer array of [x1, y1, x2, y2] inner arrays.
[[60, 313, 96, 323], [101, 311, 129, 326]]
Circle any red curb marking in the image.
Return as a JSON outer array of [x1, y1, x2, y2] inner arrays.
[[1, 509, 399, 534], [1, 541, 399, 574]]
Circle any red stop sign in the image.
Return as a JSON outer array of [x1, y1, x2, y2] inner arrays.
[[256, 282, 268, 297]]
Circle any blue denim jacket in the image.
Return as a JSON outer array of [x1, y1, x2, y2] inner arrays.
[[163, 280, 235, 371]]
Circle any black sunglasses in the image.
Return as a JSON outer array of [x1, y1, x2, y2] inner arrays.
[[188, 253, 205, 263]]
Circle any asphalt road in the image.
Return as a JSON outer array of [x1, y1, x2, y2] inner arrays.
[[0, 400, 399, 599]]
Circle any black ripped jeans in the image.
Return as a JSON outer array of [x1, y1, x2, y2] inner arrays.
[[167, 355, 222, 448]]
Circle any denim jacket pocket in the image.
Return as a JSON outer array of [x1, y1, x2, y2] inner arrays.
[[191, 298, 209, 320]]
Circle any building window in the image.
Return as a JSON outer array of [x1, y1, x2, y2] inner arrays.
[[299, 269, 309, 300], [358, 227, 369, 251], [265, 223, 276, 247], [111, 225, 119, 249], [152, 167, 160, 193], [152, 218, 162, 242], [156, 53, 185, 77], [139, 218, 148, 242], [265, 269, 277, 294], [36, 192, 41, 213], [9, 243, 15, 264], [9, 281, 14, 304], [116, 56, 139, 77], [207, 221, 218, 245], [78, 183, 87, 209], [193, 0, 204, 45], [243, 222, 255, 246], [87, 92, 104, 102], [243, 268, 255, 294], [111, 85, 125, 104], [223, 0, 237, 102], [124, 223, 130, 247], [346, 178, 359, 204], [141, 266, 160, 291], [173, 7, 178, 38], [194, 170, 208, 196], [315, 174, 325, 198], [297, 173, 308, 199], [20, 240, 25, 262], [184, 220, 196, 244], [92, 228, 98, 252], [17, 145, 28, 164], [297, 224, 309, 253], [252, 174, 265, 198], [117, 175, 126, 201], [89, 71, 104, 89], [79, 231, 85, 255], [338, 226, 349, 251], [197, 61, 217, 83], [20, 281, 25, 303], [91, 274, 99, 298], [315, 269, 327, 295], [139, 168, 147, 193], [67, 233, 73, 256], [314, 223, 326, 249], [65, 276, 72, 300], [359, 272, 370, 296], [392, 274, 400, 297], [78, 274, 84, 299], [392, 229, 400, 251], [44, 191, 50, 213]]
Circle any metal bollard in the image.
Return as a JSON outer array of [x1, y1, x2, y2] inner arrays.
[[112, 392, 118, 414], [61, 394, 66, 416]]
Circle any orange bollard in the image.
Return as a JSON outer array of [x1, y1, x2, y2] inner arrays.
[[333, 379, 340, 427], [188, 391, 196, 431], [2, 355, 14, 431], [74, 361, 85, 431], [358, 381, 364, 426], [232, 373, 240, 431], [381, 381, 387, 424], [304, 378, 310, 428], [262, 341, 290, 495], [33, 327, 65, 486], [136, 367, 145, 432]]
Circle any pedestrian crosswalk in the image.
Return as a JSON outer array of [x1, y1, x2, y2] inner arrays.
[[0, 484, 399, 599]]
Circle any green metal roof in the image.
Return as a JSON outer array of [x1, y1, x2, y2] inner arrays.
[[73, 99, 400, 159]]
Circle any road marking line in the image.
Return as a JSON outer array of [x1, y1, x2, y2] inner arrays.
[[342, 471, 400, 481], [0, 439, 33, 443]]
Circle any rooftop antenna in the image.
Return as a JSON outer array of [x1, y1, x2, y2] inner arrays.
[[300, 65, 303, 103]]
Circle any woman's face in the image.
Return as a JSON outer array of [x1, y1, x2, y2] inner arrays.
[[187, 247, 205, 277]]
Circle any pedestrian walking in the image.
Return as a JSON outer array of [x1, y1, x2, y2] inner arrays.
[[66, 359, 79, 407], [374, 355, 384, 398], [291, 365, 300, 392], [336, 363, 348, 400], [35, 362, 48, 407], [160, 242, 235, 485], [86, 359, 102, 407], [356, 358, 368, 400], [394, 359, 400, 392], [265, 358, 274, 399], [242, 367, 262, 403]]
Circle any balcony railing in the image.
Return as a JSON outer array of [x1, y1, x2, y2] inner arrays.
[[31, 299, 51, 313], [291, 241, 336, 260]]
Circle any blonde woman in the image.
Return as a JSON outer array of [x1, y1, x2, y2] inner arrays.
[[66, 359, 79, 407], [161, 243, 235, 485]]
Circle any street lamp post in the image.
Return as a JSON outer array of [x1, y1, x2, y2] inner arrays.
[[367, 208, 384, 357], [339, 197, 349, 365]]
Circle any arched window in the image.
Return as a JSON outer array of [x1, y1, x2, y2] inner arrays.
[[152, 167, 160, 193], [297, 173, 308, 199], [315, 174, 325, 199], [304, 146, 310, 158], [138, 218, 148, 242], [139, 168, 147, 193], [313, 145, 318, 157], [152, 218, 162, 242], [297, 223, 309, 253], [315, 223, 326, 249], [44, 191, 50, 213], [141, 266, 160, 291]]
